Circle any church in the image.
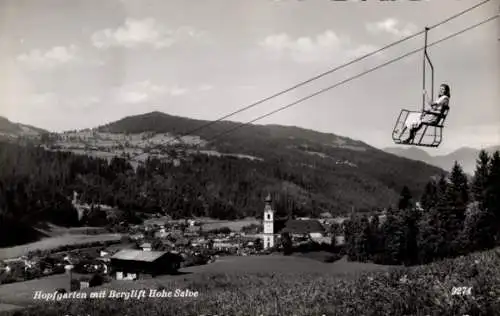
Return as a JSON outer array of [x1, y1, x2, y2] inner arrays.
[[262, 194, 326, 249]]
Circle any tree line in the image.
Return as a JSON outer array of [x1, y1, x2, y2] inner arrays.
[[0, 139, 394, 247], [343, 149, 500, 265]]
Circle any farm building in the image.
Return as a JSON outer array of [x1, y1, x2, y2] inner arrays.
[[110, 250, 182, 280], [280, 219, 325, 238], [140, 242, 152, 251], [262, 194, 326, 249]]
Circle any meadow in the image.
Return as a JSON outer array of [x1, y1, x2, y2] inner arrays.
[[0, 255, 388, 305], [198, 218, 260, 232], [2, 249, 500, 315], [0, 233, 122, 260], [143, 217, 260, 232]]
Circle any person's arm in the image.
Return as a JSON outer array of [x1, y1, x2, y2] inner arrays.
[[431, 96, 448, 109], [426, 96, 449, 116]]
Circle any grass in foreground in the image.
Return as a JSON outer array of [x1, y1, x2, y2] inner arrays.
[[6, 248, 500, 316]]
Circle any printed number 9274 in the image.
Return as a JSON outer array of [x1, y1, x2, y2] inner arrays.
[[451, 286, 472, 296]]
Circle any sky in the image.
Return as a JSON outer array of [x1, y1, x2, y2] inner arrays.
[[0, 0, 498, 155]]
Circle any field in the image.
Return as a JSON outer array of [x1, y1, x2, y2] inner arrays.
[[0, 273, 76, 307], [143, 217, 260, 232], [198, 218, 260, 232], [34, 224, 109, 237], [0, 233, 122, 260], [0, 255, 388, 308], [3, 248, 500, 315]]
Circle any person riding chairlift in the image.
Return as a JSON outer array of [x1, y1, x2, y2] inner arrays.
[[401, 83, 451, 144]]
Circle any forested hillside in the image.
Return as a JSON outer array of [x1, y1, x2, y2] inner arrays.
[[99, 112, 445, 198], [0, 111, 448, 247]]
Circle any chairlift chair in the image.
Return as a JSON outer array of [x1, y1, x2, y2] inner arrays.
[[392, 27, 450, 148]]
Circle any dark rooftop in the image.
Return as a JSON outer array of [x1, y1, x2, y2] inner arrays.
[[280, 219, 325, 234]]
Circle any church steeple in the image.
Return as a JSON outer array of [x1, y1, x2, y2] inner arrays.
[[262, 193, 275, 249], [264, 193, 272, 204]]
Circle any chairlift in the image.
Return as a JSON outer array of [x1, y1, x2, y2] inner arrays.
[[392, 27, 450, 148]]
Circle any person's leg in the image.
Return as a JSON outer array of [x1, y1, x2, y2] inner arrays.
[[399, 126, 407, 139], [403, 123, 422, 143]]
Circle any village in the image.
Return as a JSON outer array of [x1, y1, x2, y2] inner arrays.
[[0, 195, 356, 293]]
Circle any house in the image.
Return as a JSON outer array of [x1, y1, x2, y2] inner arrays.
[[262, 194, 326, 249], [140, 243, 152, 251], [110, 250, 183, 280], [0, 262, 11, 273], [155, 227, 169, 238], [212, 240, 239, 251], [281, 219, 325, 238], [334, 236, 345, 246], [130, 233, 145, 240]]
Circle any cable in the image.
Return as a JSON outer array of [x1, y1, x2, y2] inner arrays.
[[203, 15, 498, 144], [129, 0, 492, 161], [175, 0, 491, 139]]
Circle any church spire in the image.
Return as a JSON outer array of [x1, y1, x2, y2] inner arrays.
[[264, 192, 272, 204]]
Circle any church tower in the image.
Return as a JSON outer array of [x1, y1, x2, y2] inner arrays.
[[263, 193, 275, 249]]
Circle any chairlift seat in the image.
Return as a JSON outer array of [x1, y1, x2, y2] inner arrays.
[[392, 106, 449, 148]]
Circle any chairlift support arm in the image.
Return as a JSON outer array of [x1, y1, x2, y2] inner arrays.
[[423, 27, 434, 112]]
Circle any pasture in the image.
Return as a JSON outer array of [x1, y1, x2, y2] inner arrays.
[[34, 224, 109, 237], [0, 254, 389, 308], [143, 217, 260, 232], [0, 233, 122, 260], [199, 218, 260, 232], [7, 248, 500, 316], [0, 273, 75, 306]]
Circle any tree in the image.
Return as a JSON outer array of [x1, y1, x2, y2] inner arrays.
[[417, 208, 442, 263], [351, 215, 371, 262], [461, 202, 496, 252], [344, 218, 357, 261], [254, 238, 262, 251], [281, 232, 293, 255], [447, 161, 469, 211], [471, 150, 490, 206], [378, 207, 405, 265], [398, 186, 412, 210], [420, 180, 438, 211], [431, 165, 468, 258], [368, 215, 382, 261], [485, 151, 500, 241], [400, 208, 420, 266]]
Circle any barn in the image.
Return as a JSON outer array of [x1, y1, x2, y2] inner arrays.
[[280, 219, 326, 238], [110, 250, 183, 280]]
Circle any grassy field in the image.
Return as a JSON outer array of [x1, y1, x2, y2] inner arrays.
[[34, 224, 109, 237], [0, 233, 122, 260], [0, 303, 25, 313], [143, 217, 260, 232], [3, 248, 500, 315], [0, 255, 388, 307], [0, 273, 75, 306], [199, 218, 260, 232]]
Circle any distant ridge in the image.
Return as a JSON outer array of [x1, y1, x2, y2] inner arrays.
[[0, 116, 48, 136], [384, 145, 500, 175], [97, 111, 445, 201]]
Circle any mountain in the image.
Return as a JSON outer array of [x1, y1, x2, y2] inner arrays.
[[383, 147, 434, 164], [0, 111, 450, 247], [384, 145, 500, 175], [0, 116, 47, 137], [96, 111, 445, 210]]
